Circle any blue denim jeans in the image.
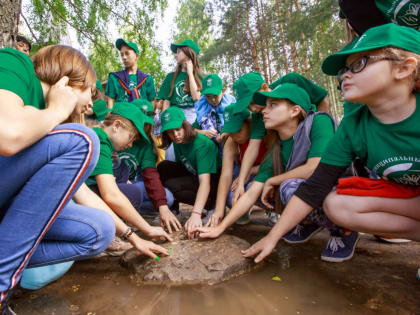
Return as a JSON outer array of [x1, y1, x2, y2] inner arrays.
[[279, 178, 341, 234], [133, 181, 174, 213], [0, 124, 115, 302], [226, 164, 255, 208]]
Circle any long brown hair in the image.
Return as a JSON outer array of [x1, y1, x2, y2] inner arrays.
[[263, 100, 307, 213], [33, 45, 97, 124], [159, 120, 197, 149], [168, 46, 203, 98]]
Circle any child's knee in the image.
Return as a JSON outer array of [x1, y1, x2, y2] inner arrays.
[[93, 211, 115, 254]]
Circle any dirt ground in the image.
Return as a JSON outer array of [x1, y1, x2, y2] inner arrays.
[[11, 208, 420, 315]]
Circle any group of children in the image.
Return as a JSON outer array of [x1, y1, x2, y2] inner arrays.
[[1, 1, 420, 312]]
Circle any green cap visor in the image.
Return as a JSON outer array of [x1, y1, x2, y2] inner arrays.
[[111, 102, 150, 142], [170, 39, 200, 55], [253, 83, 312, 113], [91, 99, 110, 121], [232, 72, 265, 114], [322, 23, 420, 75], [160, 107, 186, 134], [222, 104, 250, 134], [115, 38, 139, 54]]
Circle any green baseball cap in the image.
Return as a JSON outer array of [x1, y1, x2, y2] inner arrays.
[[202, 74, 224, 96], [160, 106, 186, 134], [131, 99, 154, 117], [111, 102, 150, 142], [232, 72, 265, 114], [170, 39, 200, 55], [115, 38, 139, 54], [91, 99, 110, 121], [322, 23, 420, 75], [95, 80, 103, 92], [253, 83, 312, 113], [221, 104, 250, 134]]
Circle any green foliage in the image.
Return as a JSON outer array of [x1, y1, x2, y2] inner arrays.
[[22, 0, 168, 87]]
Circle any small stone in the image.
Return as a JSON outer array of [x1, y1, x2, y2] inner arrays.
[[272, 276, 282, 281]]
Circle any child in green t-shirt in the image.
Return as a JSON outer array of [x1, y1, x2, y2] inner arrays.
[[157, 106, 221, 239], [220, 23, 420, 267], [86, 102, 172, 254], [157, 39, 204, 124], [205, 104, 268, 227], [195, 83, 341, 261], [105, 39, 156, 108]]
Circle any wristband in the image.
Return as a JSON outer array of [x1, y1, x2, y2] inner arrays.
[[191, 210, 202, 216], [120, 227, 133, 240]]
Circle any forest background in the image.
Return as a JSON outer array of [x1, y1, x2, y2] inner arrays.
[[1, 0, 347, 120]]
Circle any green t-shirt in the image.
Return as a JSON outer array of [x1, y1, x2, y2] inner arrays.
[[158, 72, 201, 108], [255, 114, 335, 182], [322, 93, 420, 185], [343, 101, 363, 117], [174, 133, 221, 175], [0, 48, 45, 109], [105, 72, 156, 102], [118, 137, 157, 180], [86, 128, 114, 186], [278, 73, 328, 105], [375, 0, 420, 30], [250, 112, 266, 140]]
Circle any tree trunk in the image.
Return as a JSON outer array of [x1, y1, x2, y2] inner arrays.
[[0, 0, 22, 49], [293, 0, 309, 73], [256, 0, 268, 82], [275, 0, 289, 74], [286, 0, 298, 72], [245, 2, 261, 73]]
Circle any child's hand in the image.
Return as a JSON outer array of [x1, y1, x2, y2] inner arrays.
[[159, 206, 182, 234], [132, 237, 169, 260], [185, 59, 194, 74], [261, 179, 275, 209], [194, 225, 223, 239], [47, 76, 78, 120], [145, 226, 173, 242], [205, 211, 224, 227], [184, 212, 203, 239], [241, 234, 277, 263], [202, 129, 218, 139]]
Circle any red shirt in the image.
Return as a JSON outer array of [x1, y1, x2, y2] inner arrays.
[[237, 139, 268, 166]]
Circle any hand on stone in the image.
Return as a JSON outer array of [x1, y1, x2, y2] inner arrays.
[[205, 211, 223, 227], [185, 213, 202, 239], [261, 179, 275, 209], [159, 206, 182, 234], [194, 226, 223, 239], [146, 226, 173, 242], [241, 235, 277, 263], [133, 237, 169, 260]]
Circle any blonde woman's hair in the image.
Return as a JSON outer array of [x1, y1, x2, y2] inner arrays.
[[379, 47, 420, 92], [32, 45, 97, 124]]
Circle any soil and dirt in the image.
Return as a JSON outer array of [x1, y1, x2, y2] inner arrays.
[[11, 205, 420, 315]]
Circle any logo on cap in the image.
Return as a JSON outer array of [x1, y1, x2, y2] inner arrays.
[[207, 78, 212, 87], [234, 88, 239, 99], [224, 112, 230, 121], [142, 105, 147, 112], [163, 112, 170, 122]]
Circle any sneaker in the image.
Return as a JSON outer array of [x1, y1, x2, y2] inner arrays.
[[282, 223, 323, 244], [374, 235, 411, 243], [321, 232, 360, 263], [266, 211, 280, 227], [0, 304, 16, 315], [235, 211, 251, 225]]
